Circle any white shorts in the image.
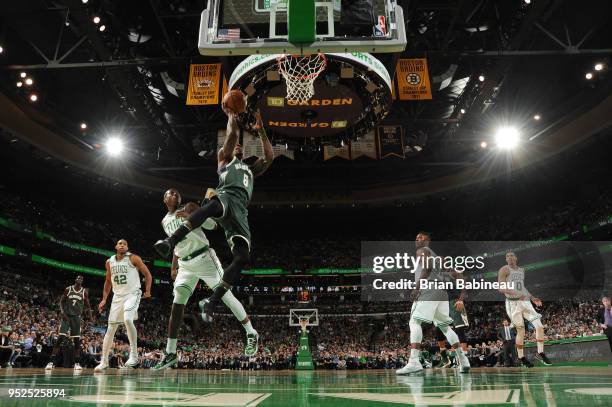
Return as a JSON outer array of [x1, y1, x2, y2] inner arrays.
[[411, 300, 453, 327], [505, 299, 541, 327], [108, 291, 141, 324], [174, 248, 224, 298]]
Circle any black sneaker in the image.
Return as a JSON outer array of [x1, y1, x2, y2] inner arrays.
[[520, 357, 534, 368], [153, 239, 173, 258], [535, 352, 552, 366], [199, 298, 215, 323], [152, 353, 178, 370]]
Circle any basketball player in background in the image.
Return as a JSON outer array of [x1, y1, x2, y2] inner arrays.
[[498, 251, 552, 367], [153, 188, 258, 370], [396, 232, 471, 375], [435, 292, 469, 367], [95, 239, 152, 371], [45, 275, 92, 371], [153, 105, 273, 323]]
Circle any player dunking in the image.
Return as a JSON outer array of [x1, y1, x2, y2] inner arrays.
[[153, 108, 273, 322], [95, 239, 152, 371], [396, 232, 471, 375], [153, 188, 258, 370], [45, 275, 92, 371], [498, 251, 552, 367]]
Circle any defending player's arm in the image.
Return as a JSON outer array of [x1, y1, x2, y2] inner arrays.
[[58, 288, 69, 321], [83, 288, 93, 320], [171, 253, 179, 281], [130, 254, 152, 299], [98, 260, 112, 313], [218, 114, 240, 166], [250, 110, 274, 177]]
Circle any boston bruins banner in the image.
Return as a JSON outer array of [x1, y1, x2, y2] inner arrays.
[[377, 125, 405, 159], [186, 63, 222, 105], [351, 130, 378, 159], [396, 58, 432, 100]]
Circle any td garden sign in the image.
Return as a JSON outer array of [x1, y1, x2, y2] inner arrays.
[[229, 53, 392, 138]]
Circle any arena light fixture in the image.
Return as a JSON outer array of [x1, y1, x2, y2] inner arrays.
[[93, 16, 101, 24], [524, 0, 531, 4], [478, 75, 485, 82], [16, 81, 23, 87], [585, 72, 593, 80], [80, 122, 87, 130], [495, 126, 520, 150], [99, 25, 106, 32], [0, 45, 3, 54], [534, 114, 541, 121], [25, 78, 33, 86], [480, 141, 488, 149], [29, 94, 38, 102], [594, 63, 604, 71], [20, 72, 27, 78], [82, 0, 89, 3], [460, 108, 466, 114]]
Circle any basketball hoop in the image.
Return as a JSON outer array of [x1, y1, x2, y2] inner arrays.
[[277, 54, 327, 102], [298, 317, 309, 333]]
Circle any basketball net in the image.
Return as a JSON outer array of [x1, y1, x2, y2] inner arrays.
[[277, 54, 327, 102], [298, 317, 309, 333]]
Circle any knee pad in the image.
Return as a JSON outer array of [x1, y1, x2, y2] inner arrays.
[[173, 284, 193, 305], [409, 320, 423, 344], [531, 319, 543, 330]]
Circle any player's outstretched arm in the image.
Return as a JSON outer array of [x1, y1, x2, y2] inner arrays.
[[131, 254, 152, 298], [99, 261, 112, 313], [218, 114, 240, 166], [251, 110, 274, 177]]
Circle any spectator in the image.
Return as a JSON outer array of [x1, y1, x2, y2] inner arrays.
[[597, 296, 612, 353], [497, 319, 517, 367]]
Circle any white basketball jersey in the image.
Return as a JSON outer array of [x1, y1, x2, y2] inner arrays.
[[505, 266, 526, 299], [108, 253, 141, 296], [162, 210, 211, 258], [414, 246, 442, 282]]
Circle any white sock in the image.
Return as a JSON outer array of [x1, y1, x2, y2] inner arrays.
[[221, 290, 248, 321], [243, 320, 256, 335], [124, 319, 138, 357], [410, 348, 420, 361], [537, 341, 544, 353], [101, 324, 118, 364], [517, 347, 524, 358], [166, 338, 178, 354]]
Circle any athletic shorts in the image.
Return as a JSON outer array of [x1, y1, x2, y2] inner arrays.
[[59, 315, 81, 337], [175, 248, 224, 298], [108, 291, 141, 324], [411, 300, 453, 327], [213, 190, 251, 252], [505, 299, 541, 327]]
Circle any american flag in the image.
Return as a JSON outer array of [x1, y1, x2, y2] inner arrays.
[[217, 28, 240, 40]]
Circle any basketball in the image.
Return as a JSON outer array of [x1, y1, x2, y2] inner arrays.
[[222, 89, 246, 115]]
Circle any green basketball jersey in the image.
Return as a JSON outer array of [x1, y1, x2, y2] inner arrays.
[[65, 285, 85, 316], [217, 156, 254, 202]]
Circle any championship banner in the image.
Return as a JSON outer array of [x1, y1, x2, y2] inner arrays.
[[324, 144, 351, 161], [351, 130, 378, 159], [377, 125, 404, 159], [243, 133, 263, 159], [186, 63, 222, 105], [396, 58, 432, 100], [272, 143, 295, 160]]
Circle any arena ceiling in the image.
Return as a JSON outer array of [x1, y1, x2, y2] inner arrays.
[[0, 0, 611, 203]]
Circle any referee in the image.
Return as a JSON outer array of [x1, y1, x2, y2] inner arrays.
[[598, 296, 612, 353]]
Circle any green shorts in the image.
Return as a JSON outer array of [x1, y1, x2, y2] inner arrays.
[[59, 315, 81, 337], [214, 190, 251, 252], [449, 302, 469, 328]]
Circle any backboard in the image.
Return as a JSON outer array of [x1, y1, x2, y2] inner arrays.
[[198, 0, 406, 56]]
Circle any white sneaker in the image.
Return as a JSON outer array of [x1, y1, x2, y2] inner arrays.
[[124, 355, 139, 368], [94, 362, 109, 372], [74, 363, 83, 371], [45, 362, 54, 370], [396, 361, 423, 375], [458, 352, 471, 373]]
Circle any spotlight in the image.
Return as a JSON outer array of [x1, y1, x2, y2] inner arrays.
[[82, 0, 89, 3], [524, 0, 531, 4], [16, 81, 23, 87], [30, 94, 38, 102], [480, 141, 488, 149], [594, 63, 604, 71], [495, 126, 520, 150], [585, 72, 593, 80], [80, 122, 87, 130], [478, 75, 485, 82], [460, 108, 466, 114], [533, 114, 541, 121], [20, 72, 27, 78], [105, 137, 124, 157], [25, 78, 33, 86], [0, 45, 3, 53], [99, 25, 106, 32], [93, 16, 101, 24]]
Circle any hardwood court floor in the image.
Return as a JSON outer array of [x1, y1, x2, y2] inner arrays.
[[1, 366, 612, 406]]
